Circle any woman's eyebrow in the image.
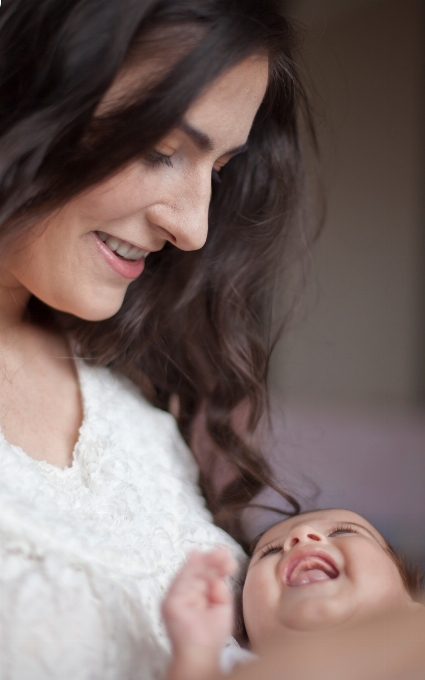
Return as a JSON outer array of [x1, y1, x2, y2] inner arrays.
[[179, 120, 249, 156]]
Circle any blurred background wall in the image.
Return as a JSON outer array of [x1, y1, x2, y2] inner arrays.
[[273, 0, 424, 405], [258, 0, 425, 564]]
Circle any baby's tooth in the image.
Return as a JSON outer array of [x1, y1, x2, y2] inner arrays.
[[126, 246, 144, 260], [116, 242, 131, 258], [106, 236, 120, 252], [97, 231, 108, 242]]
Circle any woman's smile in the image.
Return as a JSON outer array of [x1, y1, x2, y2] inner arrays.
[[0, 57, 267, 323], [96, 231, 151, 261], [92, 230, 153, 280]]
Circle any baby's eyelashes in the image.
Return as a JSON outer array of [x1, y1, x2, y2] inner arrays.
[[328, 524, 360, 537], [258, 544, 283, 559]]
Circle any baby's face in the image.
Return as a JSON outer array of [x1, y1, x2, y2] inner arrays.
[[243, 509, 415, 651]]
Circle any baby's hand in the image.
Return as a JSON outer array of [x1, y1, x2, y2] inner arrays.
[[162, 547, 238, 653]]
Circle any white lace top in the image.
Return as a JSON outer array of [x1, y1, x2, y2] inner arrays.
[[0, 361, 242, 680]]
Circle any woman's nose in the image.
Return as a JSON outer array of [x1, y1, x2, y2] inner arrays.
[[146, 176, 211, 252], [283, 524, 328, 552]]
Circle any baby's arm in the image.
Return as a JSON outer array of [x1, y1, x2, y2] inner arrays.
[[162, 547, 238, 680]]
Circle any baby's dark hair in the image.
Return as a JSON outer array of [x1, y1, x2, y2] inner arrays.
[[384, 543, 424, 603]]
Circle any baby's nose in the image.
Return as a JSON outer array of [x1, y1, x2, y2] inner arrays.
[[284, 524, 327, 551]]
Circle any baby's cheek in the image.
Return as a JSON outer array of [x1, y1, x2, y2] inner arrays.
[[243, 569, 277, 637], [354, 555, 411, 613], [373, 572, 411, 608]]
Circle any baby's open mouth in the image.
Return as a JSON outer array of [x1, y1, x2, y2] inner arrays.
[[286, 554, 339, 587]]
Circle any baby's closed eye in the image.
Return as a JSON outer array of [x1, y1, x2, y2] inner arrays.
[[258, 544, 283, 559]]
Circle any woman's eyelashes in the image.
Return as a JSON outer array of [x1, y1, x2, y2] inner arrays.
[[146, 150, 174, 168], [146, 148, 224, 183]]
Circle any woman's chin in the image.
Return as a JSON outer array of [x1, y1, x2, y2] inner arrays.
[[73, 307, 122, 322], [47, 292, 126, 322]]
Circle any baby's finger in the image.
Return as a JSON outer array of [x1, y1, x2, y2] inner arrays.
[[179, 548, 237, 583], [199, 547, 238, 578], [165, 548, 237, 605], [208, 574, 234, 606]]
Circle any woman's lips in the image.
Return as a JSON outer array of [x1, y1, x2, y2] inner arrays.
[[92, 231, 149, 280], [284, 550, 340, 587]]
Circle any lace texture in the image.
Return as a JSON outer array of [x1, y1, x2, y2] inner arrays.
[[0, 361, 243, 680]]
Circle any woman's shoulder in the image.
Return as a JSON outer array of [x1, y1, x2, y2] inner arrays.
[[77, 359, 169, 419], [77, 360, 186, 442], [75, 359, 204, 488]]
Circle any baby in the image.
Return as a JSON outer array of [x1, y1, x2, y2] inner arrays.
[[162, 508, 423, 680]]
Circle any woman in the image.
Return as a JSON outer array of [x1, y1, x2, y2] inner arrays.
[[0, 1, 308, 677]]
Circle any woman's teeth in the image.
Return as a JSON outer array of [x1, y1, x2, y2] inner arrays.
[[96, 231, 149, 261]]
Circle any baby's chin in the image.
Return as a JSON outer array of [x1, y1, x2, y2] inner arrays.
[[278, 597, 354, 635], [248, 602, 355, 653]]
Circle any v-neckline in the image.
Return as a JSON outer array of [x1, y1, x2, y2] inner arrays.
[[0, 357, 87, 475]]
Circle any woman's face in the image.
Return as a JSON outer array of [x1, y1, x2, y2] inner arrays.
[[2, 56, 268, 321]]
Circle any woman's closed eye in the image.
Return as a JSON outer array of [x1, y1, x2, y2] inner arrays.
[[146, 149, 223, 184], [145, 149, 174, 168]]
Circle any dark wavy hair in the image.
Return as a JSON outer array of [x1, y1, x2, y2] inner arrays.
[[0, 0, 315, 545]]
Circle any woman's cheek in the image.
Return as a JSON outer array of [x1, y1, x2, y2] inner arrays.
[[73, 164, 153, 222]]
